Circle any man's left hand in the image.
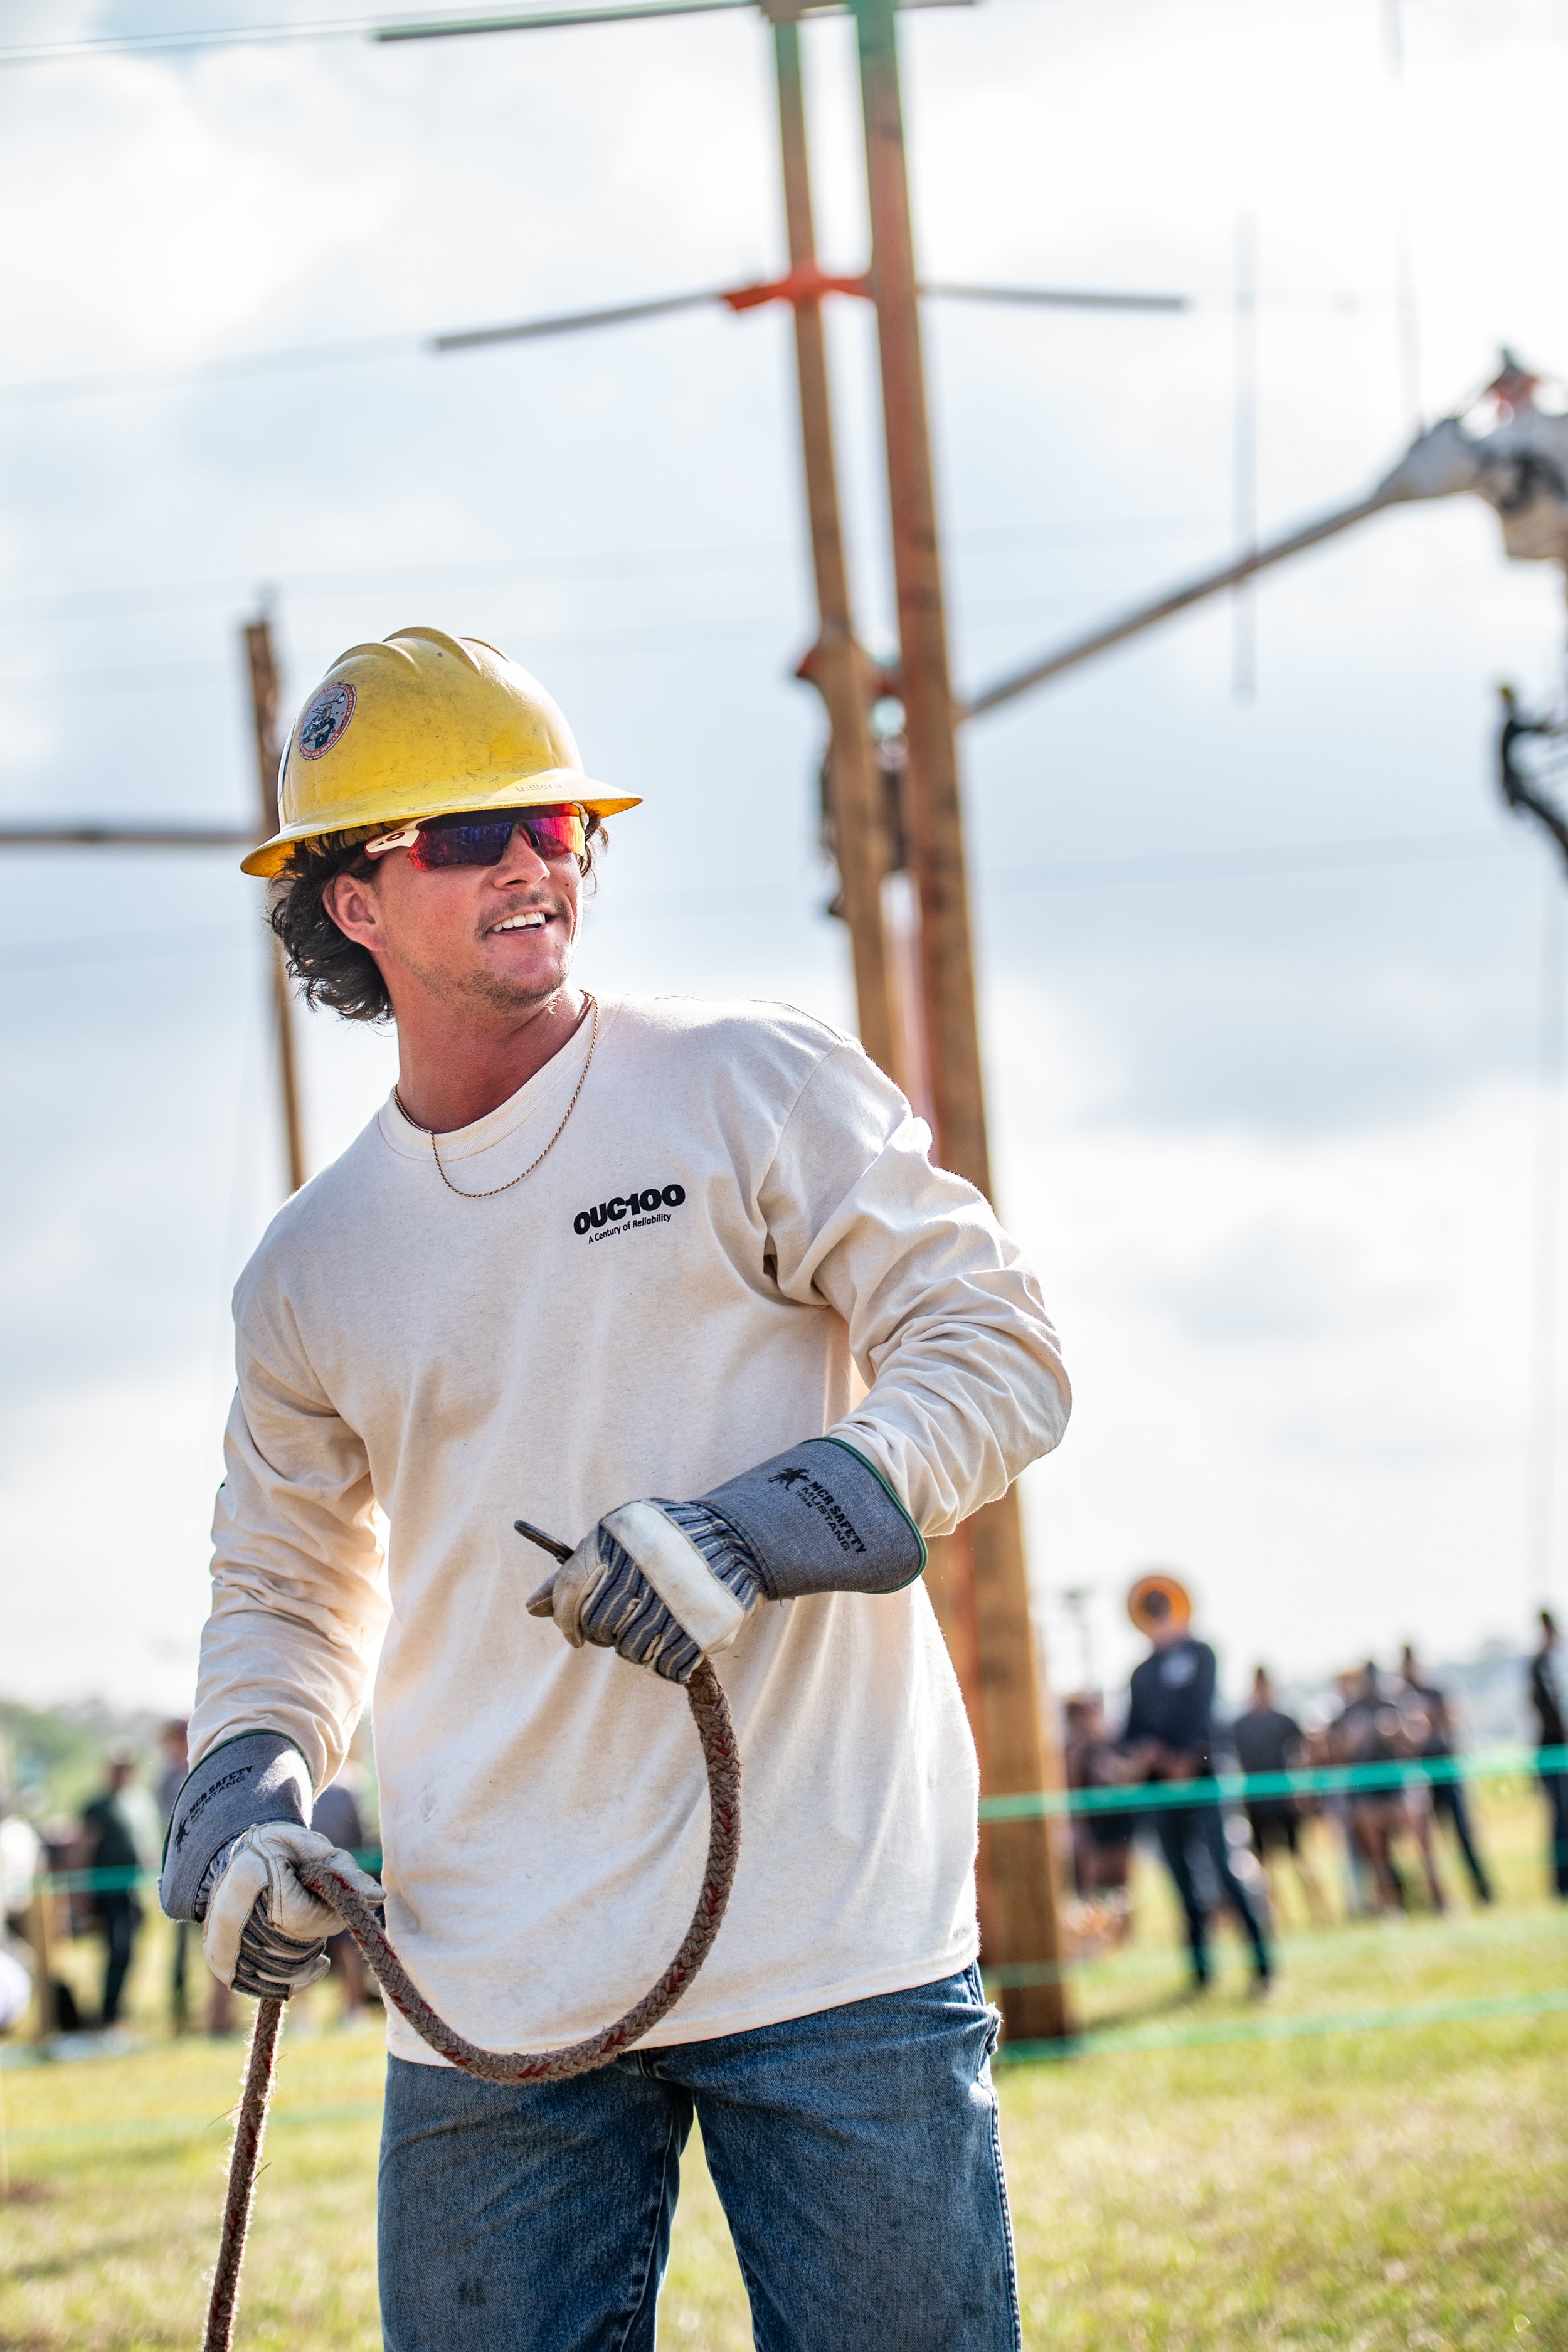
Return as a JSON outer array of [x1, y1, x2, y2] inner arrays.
[[526, 1438, 926, 1682], [528, 1500, 762, 1683]]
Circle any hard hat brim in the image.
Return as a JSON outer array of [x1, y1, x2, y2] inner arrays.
[[241, 772, 640, 877]]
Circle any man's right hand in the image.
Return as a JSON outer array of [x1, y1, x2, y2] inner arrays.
[[160, 1730, 384, 2000], [202, 1822, 384, 1999]]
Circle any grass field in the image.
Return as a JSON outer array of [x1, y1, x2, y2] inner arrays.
[[3, 1784, 1565, 2349]]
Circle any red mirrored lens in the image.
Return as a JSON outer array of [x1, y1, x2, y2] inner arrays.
[[405, 807, 586, 871]]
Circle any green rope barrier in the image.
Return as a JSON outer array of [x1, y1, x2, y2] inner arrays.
[[37, 1851, 384, 1897], [978, 1743, 1568, 1823], [24, 1751, 1568, 1884], [995, 1985, 1568, 2065]]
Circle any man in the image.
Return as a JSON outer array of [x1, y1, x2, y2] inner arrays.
[[1232, 1667, 1328, 1927], [1121, 1575, 1272, 1995], [160, 630, 1069, 2351], [83, 1754, 142, 2029], [1529, 1609, 1568, 1899], [1399, 1643, 1491, 1905]]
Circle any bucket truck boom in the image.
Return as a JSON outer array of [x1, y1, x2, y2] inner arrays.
[[961, 352, 1568, 723]]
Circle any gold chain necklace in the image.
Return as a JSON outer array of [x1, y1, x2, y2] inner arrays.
[[393, 993, 599, 1200]]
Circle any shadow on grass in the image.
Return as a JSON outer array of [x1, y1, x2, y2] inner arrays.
[[4, 2239, 152, 2284], [1069, 1982, 1206, 2035]]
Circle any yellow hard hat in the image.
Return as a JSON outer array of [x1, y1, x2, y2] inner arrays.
[[241, 625, 640, 877]]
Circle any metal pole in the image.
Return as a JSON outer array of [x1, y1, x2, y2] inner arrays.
[[852, 0, 1073, 2040], [770, 11, 903, 1089], [243, 617, 308, 1197]]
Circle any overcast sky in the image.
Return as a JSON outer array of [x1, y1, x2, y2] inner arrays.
[[4, 0, 1568, 1721]]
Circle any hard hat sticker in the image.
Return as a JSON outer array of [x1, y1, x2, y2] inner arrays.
[[297, 682, 356, 761]]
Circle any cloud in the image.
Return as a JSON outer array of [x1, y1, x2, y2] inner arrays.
[[4, 0, 1568, 1707]]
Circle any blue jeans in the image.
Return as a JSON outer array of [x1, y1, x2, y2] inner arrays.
[[378, 1965, 1017, 2352]]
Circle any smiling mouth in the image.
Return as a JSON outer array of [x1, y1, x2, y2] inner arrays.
[[487, 909, 554, 936]]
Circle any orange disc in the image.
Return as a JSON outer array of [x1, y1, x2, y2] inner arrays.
[[1126, 1572, 1192, 1634]]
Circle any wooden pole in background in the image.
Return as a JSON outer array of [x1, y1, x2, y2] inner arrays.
[[26, 1877, 57, 2045], [851, 0, 1073, 2042], [243, 617, 307, 1199], [770, 10, 903, 1091]]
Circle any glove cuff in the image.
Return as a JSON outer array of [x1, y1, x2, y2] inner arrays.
[[159, 1732, 312, 1922], [701, 1438, 925, 1603]]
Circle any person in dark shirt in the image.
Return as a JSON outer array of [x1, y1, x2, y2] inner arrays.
[[1123, 1576, 1271, 1994], [81, 1756, 142, 2029], [1399, 1645, 1491, 1904], [1529, 1609, 1568, 1899], [1232, 1668, 1329, 1925]]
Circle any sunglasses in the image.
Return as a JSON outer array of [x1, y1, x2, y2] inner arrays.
[[364, 805, 586, 871]]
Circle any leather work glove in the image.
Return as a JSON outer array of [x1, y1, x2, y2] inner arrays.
[[160, 1731, 382, 2000], [526, 1437, 926, 1684], [201, 1822, 385, 2000]]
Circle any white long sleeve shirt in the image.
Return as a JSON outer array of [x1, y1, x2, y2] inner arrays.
[[189, 994, 1069, 2061]]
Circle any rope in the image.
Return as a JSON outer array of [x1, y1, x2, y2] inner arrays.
[[201, 1660, 741, 2351], [203, 1993, 282, 2351]]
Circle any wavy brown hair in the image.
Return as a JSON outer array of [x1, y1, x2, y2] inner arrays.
[[268, 813, 605, 1024]]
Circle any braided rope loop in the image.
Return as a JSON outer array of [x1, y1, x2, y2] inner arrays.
[[201, 1662, 739, 2343]]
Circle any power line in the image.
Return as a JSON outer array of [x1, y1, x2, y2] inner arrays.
[[0, 520, 1229, 627], [0, 0, 751, 68], [0, 924, 245, 975], [991, 829, 1522, 893], [0, 0, 972, 68], [0, 336, 422, 409], [0, 280, 1187, 410]]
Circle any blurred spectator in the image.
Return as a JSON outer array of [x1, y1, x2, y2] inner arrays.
[[0, 1936, 29, 2032], [1330, 1664, 1445, 1915], [1123, 1576, 1272, 1996], [1399, 1645, 1492, 1904], [1062, 1695, 1136, 1949], [1232, 1668, 1330, 1926], [0, 1785, 41, 2033], [313, 1772, 371, 2020], [1318, 1675, 1373, 1915], [156, 1720, 193, 2031], [1528, 1609, 1568, 1900], [1, 1787, 40, 1942], [81, 1754, 142, 2028]]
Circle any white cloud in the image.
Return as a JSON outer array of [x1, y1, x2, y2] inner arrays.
[[4, 0, 1568, 1710]]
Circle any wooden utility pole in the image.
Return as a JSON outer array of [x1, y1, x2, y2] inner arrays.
[[852, 0, 1073, 2041], [769, 9, 903, 1090], [243, 616, 308, 1197], [26, 1877, 57, 2045]]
